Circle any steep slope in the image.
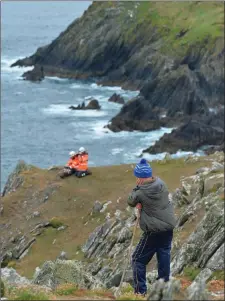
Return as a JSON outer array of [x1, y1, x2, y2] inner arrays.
[[0, 155, 215, 278], [1, 152, 224, 300]]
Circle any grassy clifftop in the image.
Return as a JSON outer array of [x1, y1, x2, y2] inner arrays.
[[1, 156, 214, 278], [117, 1, 224, 53]]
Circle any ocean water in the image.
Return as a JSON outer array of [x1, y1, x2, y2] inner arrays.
[[1, 1, 201, 190]]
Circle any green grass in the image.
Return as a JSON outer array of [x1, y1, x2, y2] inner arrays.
[[116, 2, 224, 55], [183, 266, 201, 281], [49, 217, 64, 228], [0, 279, 5, 297], [209, 270, 224, 281], [6, 286, 51, 300]]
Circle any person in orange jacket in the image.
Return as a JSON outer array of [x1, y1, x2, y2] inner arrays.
[[66, 151, 79, 170], [75, 147, 92, 178], [60, 151, 79, 178]]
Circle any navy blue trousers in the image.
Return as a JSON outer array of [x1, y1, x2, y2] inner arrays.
[[132, 230, 173, 294]]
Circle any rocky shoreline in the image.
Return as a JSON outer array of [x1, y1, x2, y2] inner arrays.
[[11, 2, 224, 155]]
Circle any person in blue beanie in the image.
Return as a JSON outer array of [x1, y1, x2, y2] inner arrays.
[[127, 158, 176, 296]]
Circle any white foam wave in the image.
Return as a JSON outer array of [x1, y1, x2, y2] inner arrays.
[[141, 149, 205, 162], [90, 83, 102, 89], [1, 57, 33, 75], [91, 121, 110, 138], [70, 83, 84, 89], [45, 76, 69, 83], [139, 127, 174, 145], [90, 83, 125, 92], [42, 104, 107, 117]]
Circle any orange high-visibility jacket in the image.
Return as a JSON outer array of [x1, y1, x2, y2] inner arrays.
[[77, 153, 88, 171], [66, 155, 79, 169]]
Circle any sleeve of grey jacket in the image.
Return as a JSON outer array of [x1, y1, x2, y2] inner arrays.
[[127, 189, 140, 207]]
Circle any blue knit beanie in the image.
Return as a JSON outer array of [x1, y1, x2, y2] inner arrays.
[[134, 158, 152, 178]]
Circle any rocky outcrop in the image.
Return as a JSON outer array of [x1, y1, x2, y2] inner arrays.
[[144, 113, 224, 154], [69, 99, 101, 110], [2, 160, 31, 197], [170, 165, 224, 275], [22, 65, 44, 81], [32, 259, 103, 290], [1, 268, 30, 286], [107, 96, 163, 132], [108, 93, 125, 105]]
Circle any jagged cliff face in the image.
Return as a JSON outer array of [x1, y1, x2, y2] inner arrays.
[[12, 2, 224, 154], [1, 153, 224, 299]]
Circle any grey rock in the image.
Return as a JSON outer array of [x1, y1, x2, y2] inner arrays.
[[57, 226, 66, 231], [32, 259, 102, 290], [33, 211, 40, 217], [12, 237, 36, 259], [171, 201, 224, 275], [2, 160, 31, 197], [1, 268, 30, 285], [206, 243, 224, 270], [203, 173, 224, 196], [32, 261, 55, 288], [108, 93, 125, 105], [186, 268, 212, 296], [93, 201, 103, 213], [187, 278, 209, 300], [147, 278, 175, 300], [57, 251, 68, 260], [146, 270, 158, 284]]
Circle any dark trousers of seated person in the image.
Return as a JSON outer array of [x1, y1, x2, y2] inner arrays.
[[75, 170, 91, 178], [132, 230, 173, 295]]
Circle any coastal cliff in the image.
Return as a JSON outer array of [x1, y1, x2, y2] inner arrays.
[[11, 2, 224, 154]]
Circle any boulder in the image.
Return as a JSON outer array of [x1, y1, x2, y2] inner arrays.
[[203, 173, 224, 196], [186, 268, 212, 296], [92, 201, 103, 213], [32, 259, 102, 289], [1, 268, 30, 286], [108, 93, 125, 104], [206, 243, 224, 270], [147, 279, 182, 301], [69, 99, 101, 110], [86, 99, 101, 110], [57, 251, 68, 260]]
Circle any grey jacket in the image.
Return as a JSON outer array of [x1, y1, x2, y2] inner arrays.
[[127, 177, 176, 233]]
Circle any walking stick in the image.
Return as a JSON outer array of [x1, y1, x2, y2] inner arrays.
[[115, 208, 141, 297]]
